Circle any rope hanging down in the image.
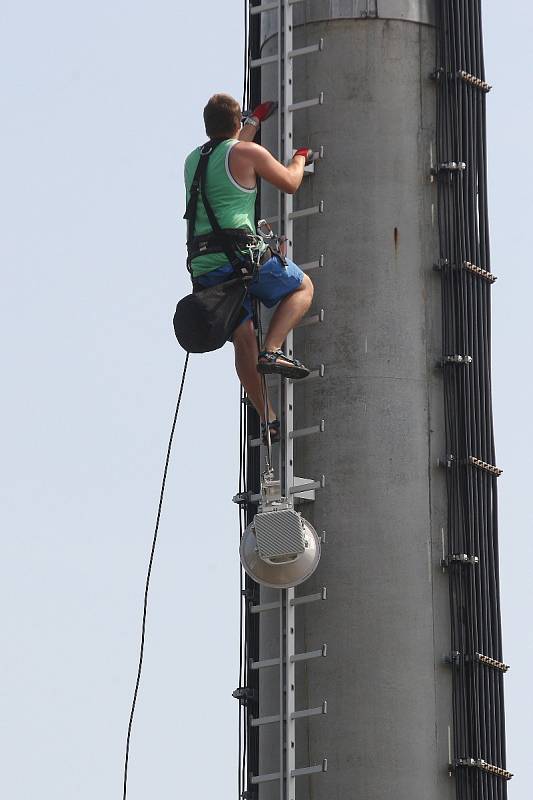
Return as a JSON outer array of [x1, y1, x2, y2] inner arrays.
[[122, 353, 190, 800]]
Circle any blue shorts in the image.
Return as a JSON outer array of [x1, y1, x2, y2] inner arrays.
[[195, 254, 304, 326]]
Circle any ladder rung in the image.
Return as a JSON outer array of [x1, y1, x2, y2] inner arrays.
[[296, 308, 325, 328], [251, 713, 281, 727], [252, 702, 326, 728], [250, 54, 278, 68], [251, 656, 281, 670], [252, 644, 326, 670], [250, 599, 281, 614], [291, 587, 327, 606], [289, 364, 325, 383], [290, 419, 325, 439], [292, 700, 327, 720], [291, 644, 327, 663], [300, 255, 325, 272], [289, 200, 324, 220], [248, 419, 326, 445], [289, 92, 324, 112], [291, 759, 328, 777], [289, 39, 324, 59], [289, 475, 325, 495], [251, 770, 281, 785], [250, 1, 278, 15]]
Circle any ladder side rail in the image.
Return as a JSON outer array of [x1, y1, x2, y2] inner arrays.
[[278, 590, 284, 800], [281, 0, 294, 508], [286, 586, 296, 800], [282, 5, 295, 800]]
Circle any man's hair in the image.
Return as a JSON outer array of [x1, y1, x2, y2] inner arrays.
[[203, 93, 241, 138]]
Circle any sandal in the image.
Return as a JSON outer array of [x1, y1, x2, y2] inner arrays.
[[257, 349, 310, 380], [261, 418, 281, 445]]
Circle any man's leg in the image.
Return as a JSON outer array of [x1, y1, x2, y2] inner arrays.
[[233, 319, 277, 421], [262, 273, 314, 359]]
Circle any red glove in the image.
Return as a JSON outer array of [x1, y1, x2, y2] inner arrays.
[[293, 148, 314, 165], [251, 100, 278, 122]]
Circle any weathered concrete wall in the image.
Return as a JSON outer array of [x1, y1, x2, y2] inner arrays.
[[257, 10, 454, 800]]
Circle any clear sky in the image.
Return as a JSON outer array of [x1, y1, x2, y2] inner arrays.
[[1, 2, 530, 798]]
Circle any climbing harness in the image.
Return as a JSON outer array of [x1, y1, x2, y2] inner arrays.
[[173, 139, 265, 353]]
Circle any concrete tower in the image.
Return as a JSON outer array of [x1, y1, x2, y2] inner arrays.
[[254, 3, 452, 798]]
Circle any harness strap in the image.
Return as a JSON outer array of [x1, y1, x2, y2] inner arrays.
[[188, 230, 262, 261]]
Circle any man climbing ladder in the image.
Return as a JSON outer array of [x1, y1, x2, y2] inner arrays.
[[184, 93, 314, 442]]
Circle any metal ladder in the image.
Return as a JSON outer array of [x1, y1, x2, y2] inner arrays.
[[247, 2, 327, 797]]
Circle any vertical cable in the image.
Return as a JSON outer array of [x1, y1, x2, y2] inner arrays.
[[437, 2, 507, 798]]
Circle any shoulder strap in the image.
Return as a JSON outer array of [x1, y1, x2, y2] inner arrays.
[[183, 139, 222, 245]]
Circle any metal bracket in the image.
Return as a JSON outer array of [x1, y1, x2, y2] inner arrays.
[[232, 490, 255, 507], [437, 454, 455, 469], [431, 67, 491, 92], [430, 67, 445, 81], [468, 456, 503, 477], [444, 651, 510, 673], [444, 651, 461, 665], [232, 686, 257, 705], [434, 161, 466, 173], [438, 354, 473, 366], [454, 758, 513, 781], [430, 161, 466, 182], [441, 553, 479, 568], [475, 652, 510, 673], [463, 260, 497, 283], [457, 70, 492, 92]]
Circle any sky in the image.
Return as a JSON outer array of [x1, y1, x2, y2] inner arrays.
[[0, 2, 531, 798]]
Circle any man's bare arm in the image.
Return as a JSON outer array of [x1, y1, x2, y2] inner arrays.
[[236, 141, 306, 194]]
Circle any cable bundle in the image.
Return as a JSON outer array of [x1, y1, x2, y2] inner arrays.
[[237, 4, 263, 798], [436, 2, 508, 798]]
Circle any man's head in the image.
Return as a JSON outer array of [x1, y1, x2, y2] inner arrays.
[[203, 93, 242, 139]]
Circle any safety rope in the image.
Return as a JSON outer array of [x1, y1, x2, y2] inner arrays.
[[122, 353, 190, 800]]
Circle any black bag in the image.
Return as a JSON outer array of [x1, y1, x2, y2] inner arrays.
[[174, 139, 253, 353], [173, 278, 247, 353]]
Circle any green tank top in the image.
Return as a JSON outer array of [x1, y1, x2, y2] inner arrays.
[[184, 139, 265, 276]]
